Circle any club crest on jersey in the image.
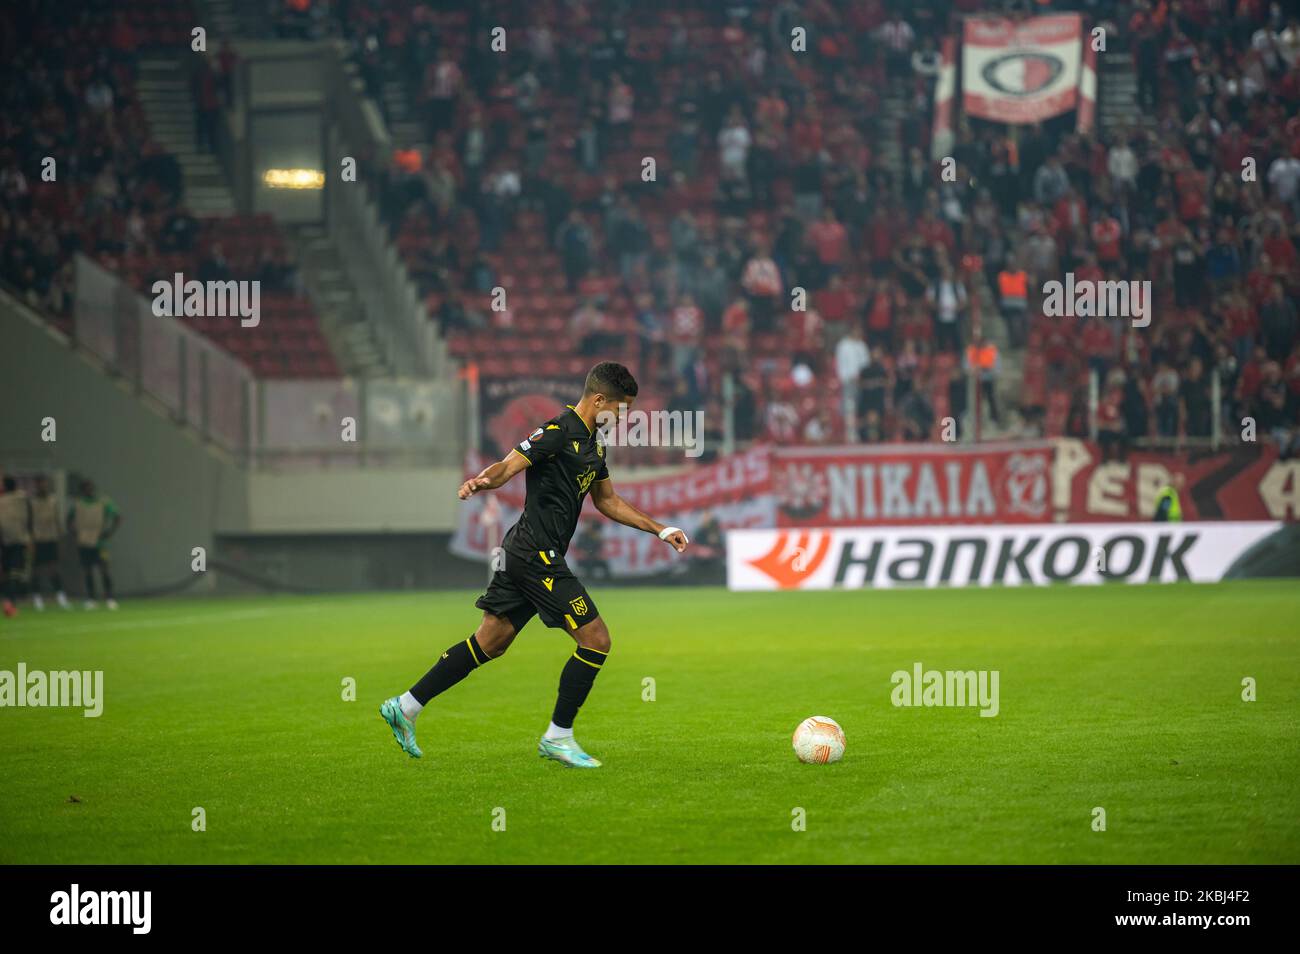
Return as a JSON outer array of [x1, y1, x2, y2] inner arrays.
[[569, 597, 588, 616], [576, 467, 597, 494]]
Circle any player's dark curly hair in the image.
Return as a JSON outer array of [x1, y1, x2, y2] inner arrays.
[[584, 361, 638, 400]]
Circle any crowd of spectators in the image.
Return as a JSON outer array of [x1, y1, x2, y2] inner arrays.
[[0, 0, 172, 327], [5, 0, 1300, 452], [329, 0, 1300, 455], [983, 0, 1300, 459], [0, 0, 329, 375]]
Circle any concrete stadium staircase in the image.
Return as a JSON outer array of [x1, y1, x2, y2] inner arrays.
[[136, 56, 236, 215], [876, 85, 907, 179], [137, 44, 398, 378], [289, 224, 392, 378], [380, 78, 426, 151], [1098, 50, 1158, 137]]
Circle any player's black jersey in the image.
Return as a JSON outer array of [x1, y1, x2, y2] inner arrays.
[[504, 405, 609, 558]]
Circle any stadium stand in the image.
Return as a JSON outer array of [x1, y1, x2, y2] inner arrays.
[[314, 0, 1298, 452], [0, 0, 338, 378], [3, 0, 1299, 450]]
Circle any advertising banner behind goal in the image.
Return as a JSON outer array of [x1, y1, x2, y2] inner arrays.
[[726, 522, 1287, 591], [962, 14, 1083, 125]]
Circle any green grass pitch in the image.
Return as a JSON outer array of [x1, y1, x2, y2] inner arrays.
[[1, 580, 1297, 864]]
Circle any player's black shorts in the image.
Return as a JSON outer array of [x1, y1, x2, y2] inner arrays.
[[1, 544, 28, 574], [33, 541, 58, 565], [78, 546, 106, 568], [475, 545, 598, 634]]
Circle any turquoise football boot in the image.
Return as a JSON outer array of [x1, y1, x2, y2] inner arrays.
[[538, 735, 602, 768], [380, 697, 423, 758]]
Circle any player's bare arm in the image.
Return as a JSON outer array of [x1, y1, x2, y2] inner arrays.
[[457, 450, 529, 499], [589, 477, 688, 553]]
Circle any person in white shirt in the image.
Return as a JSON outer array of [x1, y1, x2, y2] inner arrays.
[[1268, 156, 1300, 213], [718, 107, 752, 182], [835, 327, 870, 384], [1278, 18, 1300, 68], [835, 327, 871, 441], [1108, 138, 1139, 194], [875, 16, 915, 72], [927, 265, 968, 353]]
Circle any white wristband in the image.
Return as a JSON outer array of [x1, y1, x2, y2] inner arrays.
[[658, 526, 688, 543]]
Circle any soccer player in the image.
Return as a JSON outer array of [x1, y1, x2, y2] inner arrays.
[[67, 479, 122, 610], [381, 362, 689, 768], [1153, 474, 1185, 522], [0, 476, 32, 618], [30, 475, 69, 610]]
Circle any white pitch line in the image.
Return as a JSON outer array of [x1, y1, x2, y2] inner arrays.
[[17, 604, 328, 636]]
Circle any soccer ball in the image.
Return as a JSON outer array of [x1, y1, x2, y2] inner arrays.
[[792, 716, 846, 764]]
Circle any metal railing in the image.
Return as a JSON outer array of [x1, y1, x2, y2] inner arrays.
[[1088, 366, 1229, 450], [72, 255, 464, 468]]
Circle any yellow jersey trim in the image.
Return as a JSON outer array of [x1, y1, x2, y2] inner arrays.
[[566, 405, 593, 436]]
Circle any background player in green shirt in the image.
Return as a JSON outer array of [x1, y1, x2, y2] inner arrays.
[[68, 479, 122, 610]]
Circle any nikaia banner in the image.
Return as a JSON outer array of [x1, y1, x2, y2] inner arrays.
[[726, 522, 1286, 591], [450, 442, 1296, 577], [772, 442, 1054, 527]]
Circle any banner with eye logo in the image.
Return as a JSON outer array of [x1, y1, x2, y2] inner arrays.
[[962, 14, 1083, 126]]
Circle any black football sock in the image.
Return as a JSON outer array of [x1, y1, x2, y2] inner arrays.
[[83, 569, 97, 600], [409, 634, 491, 705], [100, 567, 114, 600], [551, 646, 608, 730]]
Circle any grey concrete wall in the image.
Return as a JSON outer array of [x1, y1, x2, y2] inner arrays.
[[0, 296, 250, 594], [213, 531, 484, 593], [247, 467, 463, 532]]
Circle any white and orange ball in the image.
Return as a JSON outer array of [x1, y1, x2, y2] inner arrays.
[[792, 716, 846, 764]]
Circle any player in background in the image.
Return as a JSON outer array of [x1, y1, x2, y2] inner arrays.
[[1154, 474, 1185, 522], [0, 476, 32, 618], [30, 475, 69, 610], [381, 362, 689, 768], [68, 479, 122, 610]]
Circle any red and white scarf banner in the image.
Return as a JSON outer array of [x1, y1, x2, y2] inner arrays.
[[962, 14, 1084, 125]]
